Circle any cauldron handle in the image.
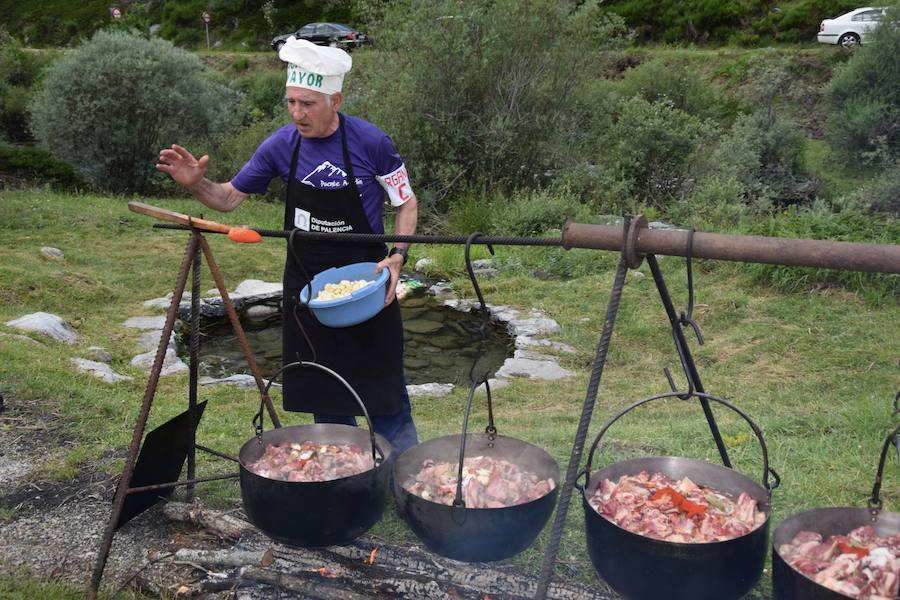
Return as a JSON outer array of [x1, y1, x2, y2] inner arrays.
[[867, 423, 900, 515], [255, 360, 386, 466], [583, 391, 779, 495]]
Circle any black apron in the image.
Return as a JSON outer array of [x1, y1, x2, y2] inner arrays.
[[281, 113, 406, 417]]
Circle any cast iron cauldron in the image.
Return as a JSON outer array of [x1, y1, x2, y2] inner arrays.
[[393, 431, 560, 562], [772, 426, 900, 599], [239, 361, 390, 547], [393, 374, 560, 562], [580, 391, 779, 600]]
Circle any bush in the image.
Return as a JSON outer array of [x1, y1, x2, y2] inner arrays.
[[839, 161, 900, 216], [353, 0, 632, 211], [29, 29, 241, 195], [0, 142, 84, 189], [738, 209, 900, 304], [616, 57, 724, 121], [824, 0, 900, 167], [0, 29, 51, 142]]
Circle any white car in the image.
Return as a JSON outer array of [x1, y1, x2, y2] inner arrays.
[[818, 6, 887, 49]]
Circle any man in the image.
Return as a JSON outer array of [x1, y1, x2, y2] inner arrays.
[[156, 38, 418, 453]]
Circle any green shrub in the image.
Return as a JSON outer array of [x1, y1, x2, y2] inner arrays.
[[839, 161, 900, 216], [353, 0, 632, 211], [597, 96, 714, 208], [738, 209, 900, 304], [0, 142, 84, 189], [824, 0, 900, 167], [616, 57, 724, 121], [233, 70, 284, 124], [0, 29, 51, 142], [29, 29, 241, 195]]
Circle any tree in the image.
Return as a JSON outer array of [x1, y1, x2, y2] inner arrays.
[[30, 29, 240, 194]]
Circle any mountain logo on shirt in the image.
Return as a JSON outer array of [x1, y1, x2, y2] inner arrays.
[[301, 161, 347, 189]]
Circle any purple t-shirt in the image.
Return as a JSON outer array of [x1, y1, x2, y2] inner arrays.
[[230, 114, 406, 234]]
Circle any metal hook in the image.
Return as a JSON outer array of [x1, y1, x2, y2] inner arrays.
[[663, 329, 696, 400], [678, 229, 705, 346], [464, 232, 494, 384]]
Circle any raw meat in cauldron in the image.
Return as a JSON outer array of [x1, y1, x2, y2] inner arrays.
[[779, 526, 900, 599], [403, 455, 556, 508], [246, 441, 374, 482], [588, 470, 766, 543]]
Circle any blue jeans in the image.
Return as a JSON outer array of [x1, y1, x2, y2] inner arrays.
[[314, 389, 418, 455]]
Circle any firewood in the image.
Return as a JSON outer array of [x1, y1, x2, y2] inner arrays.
[[162, 501, 253, 540]]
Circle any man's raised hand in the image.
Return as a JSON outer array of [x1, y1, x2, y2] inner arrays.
[[156, 144, 209, 189]]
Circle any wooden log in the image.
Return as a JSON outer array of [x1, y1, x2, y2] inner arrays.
[[162, 501, 253, 540], [174, 547, 274, 568], [239, 566, 372, 600]]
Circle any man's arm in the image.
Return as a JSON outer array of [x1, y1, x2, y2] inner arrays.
[[156, 144, 248, 212], [378, 196, 418, 305]]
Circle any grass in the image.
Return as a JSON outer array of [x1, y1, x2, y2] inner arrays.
[[1, 191, 898, 599]]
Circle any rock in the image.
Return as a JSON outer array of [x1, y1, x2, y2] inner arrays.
[[495, 357, 574, 380], [233, 280, 282, 297], [199, 374, 263, 389], [473, 267, 498, 279], [474, 378, 509, 394], [472, 259, 495, 269], [630, 271, 646, 280], [40, 247, 64, 260], [6, 312, 77, 345], [123, 315, 169, 330], [407, 383, 454, 398], [505, 314, 560, 337], [130, 348, 188, 376], [143, 292, 191, 310], [414, 258, 434, 272], [245, 304, 279, 320], [0, 332, 44, 346], [85, 347, 112, 363], [71, 358, 133, 384], [402, 319, 443, 334], [441, 299, 477, 313], [135, 330, 176, 353], [515, 336, 576, 353], [428, 282, 456, 301]]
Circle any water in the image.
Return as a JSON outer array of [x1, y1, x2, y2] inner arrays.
[[179, 287, 513, 386]]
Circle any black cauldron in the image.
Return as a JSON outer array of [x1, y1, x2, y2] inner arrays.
[[580, 391, 779, 600], [773, 426, 900, 599], [239, 361, 390, 547]]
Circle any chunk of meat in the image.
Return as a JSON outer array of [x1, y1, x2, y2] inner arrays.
[[246, 441, 374, 482]]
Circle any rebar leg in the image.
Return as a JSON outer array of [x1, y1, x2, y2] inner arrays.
[[87, 234, 199, 600], [534, 258, 629, 599], [187, 231, 202, 501], [199, 236, 281, 428]]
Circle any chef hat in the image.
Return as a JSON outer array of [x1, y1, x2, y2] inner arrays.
[[279, 37, 352, 95]]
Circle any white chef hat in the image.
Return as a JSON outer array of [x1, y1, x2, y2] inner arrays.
[[279, 37, 352, 95]]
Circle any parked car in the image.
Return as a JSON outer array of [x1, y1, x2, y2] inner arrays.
[[817, 6, 887, 49], [271, 23, 371, 52]]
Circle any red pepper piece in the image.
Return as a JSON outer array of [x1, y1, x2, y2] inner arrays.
[[679, 499, 707, 519], [650, 486, 685, 506], [836, 540, 869, 558]]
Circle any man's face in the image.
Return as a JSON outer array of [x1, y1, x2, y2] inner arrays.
[[285, 87, 341, 138]]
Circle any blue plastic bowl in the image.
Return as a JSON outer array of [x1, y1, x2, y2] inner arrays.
[[299, 262, 389, 328]]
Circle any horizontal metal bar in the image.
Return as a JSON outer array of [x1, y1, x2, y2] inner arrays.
[[563, 221, 900, 274], [196, 444, 240, 463], [124, 472, 239, 495], [150, 220, 900, 275]]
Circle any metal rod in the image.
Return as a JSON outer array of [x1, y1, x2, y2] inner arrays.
[[199, 236, 282, 428], [124, 473, 239, 495], [196, 444, 240, 464], [187, 230, 202, 502], [564, 221, 900, 274], [647, 254, 731, 468], [87, 233, 199, 600], [153, 221, 900, 274], [535, 257, 630, 599]]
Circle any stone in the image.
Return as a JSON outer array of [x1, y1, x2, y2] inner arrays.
[[245, 304, 279, 320], [233, 280, 282, 297], [143, 292, 191, 310], [407, 383, 454, 398], [135, 330, 176, 353], [40, 247, 64, 260], [123, 316, 169, 330], [472, 259, 495, 269], [505, 315, 560, 337], [85, 347, 112, 363], [414, 258, 434, 271], [199, 374, 263, 389], [473, 267, 498, 279], [402, 319, 443, 334], [130, 348, 189, 376], [71, 359, 133, 384], [630, 271, 646, 280], [474, 378, 509, 394], [6, 312, 77, 345], [442, 299, 477, 313], [428, 282, 456, 301], [515, 336, 576, 353], [495, 357, 574, 380], [0, 332, 43, 346]]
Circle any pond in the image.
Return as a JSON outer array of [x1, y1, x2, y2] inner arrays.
[[178, 285, 514, 386]]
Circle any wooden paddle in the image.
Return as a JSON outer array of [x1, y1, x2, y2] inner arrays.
[[128, 201, 263, 243]]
